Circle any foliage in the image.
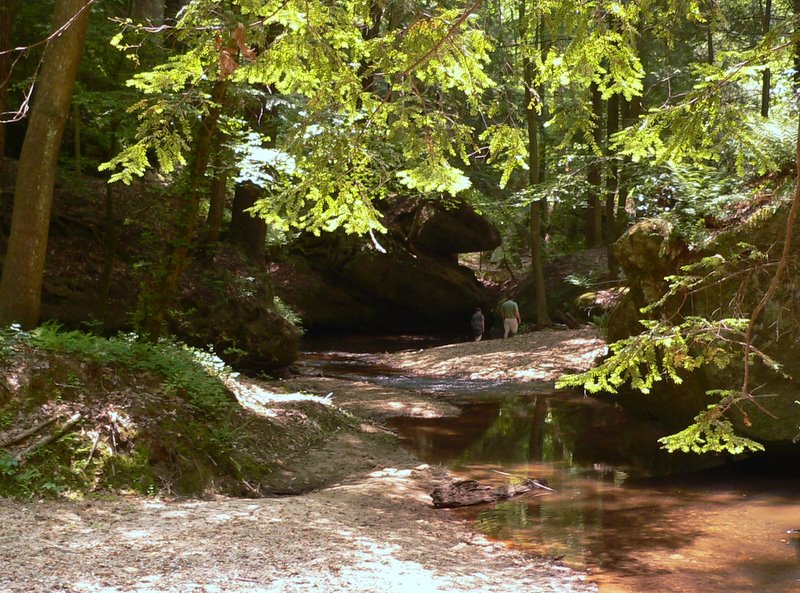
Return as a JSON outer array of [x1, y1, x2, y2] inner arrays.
[[100, 0, 495, 235], [3, 324, 235, 417], [556, 318, 744, 395], [272, 296, 304, 333], [659, 399, 765, 454], [556, 316, 772, 454]]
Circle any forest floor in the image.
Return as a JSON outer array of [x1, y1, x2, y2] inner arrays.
[[0, 328, 604, 593]]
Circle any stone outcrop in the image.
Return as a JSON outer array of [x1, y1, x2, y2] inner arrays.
[[607, 209, 800, 447], [273, 198, 499, 334], [407, 201, 501, 254]]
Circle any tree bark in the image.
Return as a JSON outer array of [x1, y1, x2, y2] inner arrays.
[[761, 0, 772, 118], [520, 5, 550, 326], [0, 0, 15, 160], [605, 92, 620, 277], [585, 81, 603, 248], [141, 80, 228, 340], [707, 0, 715, 65], [0, 0, 91, 328], [205, 165, 228, 247], [229, 182, 267, 264]]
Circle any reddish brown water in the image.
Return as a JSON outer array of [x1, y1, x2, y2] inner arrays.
[[388, 395, 800, 593]]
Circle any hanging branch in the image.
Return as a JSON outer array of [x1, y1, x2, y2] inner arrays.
[[398, 0, 484, 80]]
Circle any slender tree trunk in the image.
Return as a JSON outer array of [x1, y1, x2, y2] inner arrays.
[[359, 0, 383, 93], [795, 0, 800, 91], [229, 182, 267, 264], [520, 5, 550, 326], [141, 80, 228, 340], [586, 82, 603, 248], [617, 19, 644, 231], [618, 97, 635, 229], [0, 0, 14, 160], [605, 92, 620, 277], [707, 0, 715, 64], [205, 148, 228, 247], [0, 0, 90, 328], [761, 0, 772, 118]]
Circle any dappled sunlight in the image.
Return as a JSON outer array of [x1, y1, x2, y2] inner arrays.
[[224, 375, 335, 417], [0, 450, 594, 593], [120, 529, 151, 539], [381, 328, 606, 383]]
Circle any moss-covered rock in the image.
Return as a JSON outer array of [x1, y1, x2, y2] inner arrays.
[[606, 205, 800, 447], [174, 246, 300, 372]]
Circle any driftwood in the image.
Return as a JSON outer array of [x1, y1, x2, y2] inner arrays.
[[431, 478, 553, 509]]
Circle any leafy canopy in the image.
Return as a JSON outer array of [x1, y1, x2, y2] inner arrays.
[[101, 0, 495, 235]]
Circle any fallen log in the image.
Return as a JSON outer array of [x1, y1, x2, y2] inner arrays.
[[15, 412, 83, 463], [0, 415, 60, 448], [431, 478, 552, 509]]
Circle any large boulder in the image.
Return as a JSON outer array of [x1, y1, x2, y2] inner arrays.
[[175, 247, 301, 372], [408, 202, 501, 254], [273, 230, 489, 334], [271, 196, 499, 335], [607, 210, 800, 447], [606, 219, 692, 342]]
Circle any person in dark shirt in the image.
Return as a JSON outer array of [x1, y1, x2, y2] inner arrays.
[[470, 307, 485, 342]]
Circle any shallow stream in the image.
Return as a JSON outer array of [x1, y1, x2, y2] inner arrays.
[[302, 340, 800, 593]]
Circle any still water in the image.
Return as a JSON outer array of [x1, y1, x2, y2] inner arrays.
[[387, 393, 800, 593]]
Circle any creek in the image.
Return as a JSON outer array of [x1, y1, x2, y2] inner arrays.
[[300, 337, 800, 593]]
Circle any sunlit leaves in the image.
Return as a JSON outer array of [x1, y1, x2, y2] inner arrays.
[[102, 0, 492, 234], [397, 158, 472, 194], [480, 124, 528, 188], [555, 317, 745, 395], [659, 403, 765, 454]]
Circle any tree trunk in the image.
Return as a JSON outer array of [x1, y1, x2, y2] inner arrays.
[[520, 5, 550, 326], [0, 0, 15, 160], [585, 82, 603, 248], [204, 133, 230, 247], [605, 92, 620, 277], [229, 182, 267, 264], [761, 0, 772, 118], [359, 0, 383, 93], [205, 166, 228, 247], [141, 80, 228, 340], [707, 0, 715, 64], [0, 0, 90, 328]]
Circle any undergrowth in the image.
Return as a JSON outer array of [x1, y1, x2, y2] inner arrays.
[[3, 323, 235, 417], [0, 324, 240, 498]]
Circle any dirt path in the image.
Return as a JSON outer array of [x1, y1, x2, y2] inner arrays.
[[0, 328, 603, 593]]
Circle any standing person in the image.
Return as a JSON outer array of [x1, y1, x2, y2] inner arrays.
[[470, 306, 485, 342], [501, 297, 521, 339]]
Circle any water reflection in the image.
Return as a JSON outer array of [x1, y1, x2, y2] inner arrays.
[[388, 393, 800, 593]]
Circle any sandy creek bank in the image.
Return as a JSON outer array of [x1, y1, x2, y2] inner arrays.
[[0, 328, 605, 593]]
